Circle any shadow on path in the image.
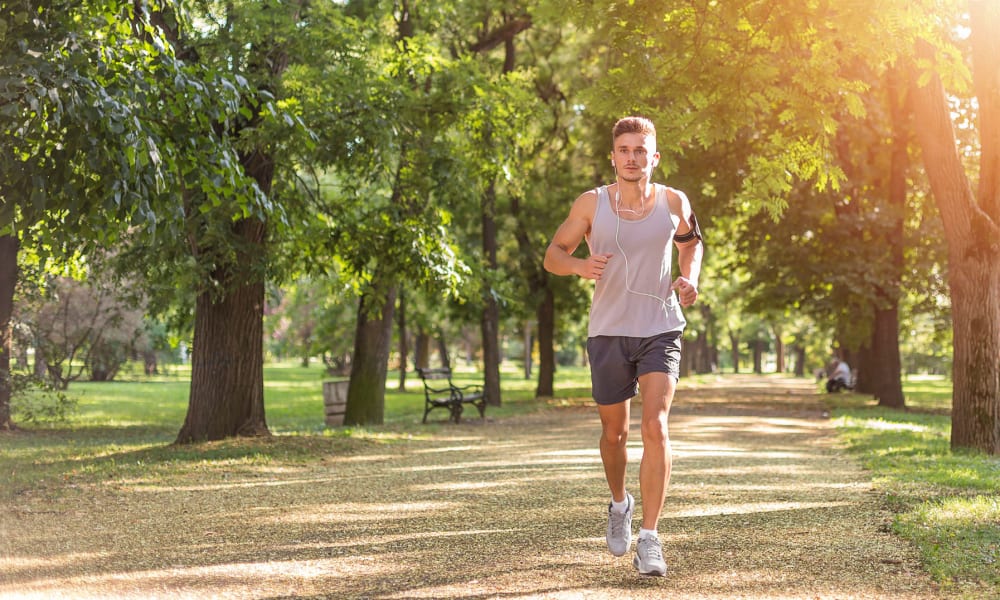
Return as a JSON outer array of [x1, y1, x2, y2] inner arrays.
[[1, 376, 941, 599]]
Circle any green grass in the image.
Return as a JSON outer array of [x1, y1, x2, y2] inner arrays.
[[826, 376, 1000, 596], [2, 361, 594, 502]]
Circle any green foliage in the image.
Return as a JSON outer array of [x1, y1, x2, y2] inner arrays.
[[732, 58, 951, 366], [0, 0, 280, 346], [564, 0, 901, 206], [264, 275, 358, 372], [1, 0, 166, 244], [14, 254, 147, 387], [75, 1, 346, 344], [9, 372, 76, 423], [286, 10, 497, 306]]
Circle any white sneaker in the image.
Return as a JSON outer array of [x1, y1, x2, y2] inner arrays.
[[633, 535, 667, 576], [606, 493, 634, 556]]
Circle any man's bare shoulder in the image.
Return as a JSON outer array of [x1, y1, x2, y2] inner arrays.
[[663, 185, 690, 208], [663, 185, 693, 218], [568, 187, 600, 221]]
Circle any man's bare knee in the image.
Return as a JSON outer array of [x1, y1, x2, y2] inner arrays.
[[641, 415, 668, 446], [602, 428, 629, 447]]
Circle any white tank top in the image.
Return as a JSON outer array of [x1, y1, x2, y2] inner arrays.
[[586, 184, 687, 338]]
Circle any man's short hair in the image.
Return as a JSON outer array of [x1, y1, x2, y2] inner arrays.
[[613, 116, 656, 142]]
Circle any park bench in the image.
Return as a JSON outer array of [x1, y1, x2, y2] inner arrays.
[[416, 367, 486, 424]]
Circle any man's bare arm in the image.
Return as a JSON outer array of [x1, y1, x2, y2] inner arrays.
[[669, 188, 704, 306], [544, 191, 612, 280]]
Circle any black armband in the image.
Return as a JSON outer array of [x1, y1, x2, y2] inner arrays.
[[673, 212, 703, 243]]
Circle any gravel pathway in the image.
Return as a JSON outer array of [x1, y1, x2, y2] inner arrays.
[[1, 376, 942, 599]]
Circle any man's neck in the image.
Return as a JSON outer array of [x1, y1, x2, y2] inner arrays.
[[616, 178, 655, 206]]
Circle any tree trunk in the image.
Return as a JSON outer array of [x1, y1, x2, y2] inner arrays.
[[752, 340, 763, 374], [33, 337, 46, 379], [729, 330, 740, 374], [773, 327, 785, 373], [679, 338, 692, 378], [685, 330, 710, 375], [177, 229, 268, 443], [852, 344, 875, 395], [397, 290, 408, 391], [510, 186, 554, 397], [794, 345, 806, 377], [872, 67, 909, 409], [481, 180, 502, 407], [523, 320, 532, 379], [344, 281, 397, 426], [436, 332, 451, 368], [414, 328, 430, 369], [0, 234, 18, 431], [696, 305, 716, 374], [14, 340, 27, 370], [176, 126, 275, 443], [948, 263, 1000, 452], [911, 22, 1000, 453], [536, 286, 555, 397], [872, 306, 904, 407]]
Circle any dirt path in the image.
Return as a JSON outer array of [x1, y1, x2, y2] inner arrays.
[[1, 376, 942, 599]]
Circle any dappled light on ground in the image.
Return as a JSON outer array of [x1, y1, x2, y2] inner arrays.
[[1, 377, 940, 599]]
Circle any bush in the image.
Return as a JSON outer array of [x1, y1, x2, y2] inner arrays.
[[10, 373, 78, 423]]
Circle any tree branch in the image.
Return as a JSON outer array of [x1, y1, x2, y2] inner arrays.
[[909, 39, 997, 245], [469, 17, 532, 54]]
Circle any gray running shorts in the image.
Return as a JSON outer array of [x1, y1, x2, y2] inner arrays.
[[586, 331, 682, 405]]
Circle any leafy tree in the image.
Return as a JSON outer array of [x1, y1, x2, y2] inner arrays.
[[908, 1, 1000, 453], [467, 8, 535, 408], [265, 275, 358, 373], [15, 269, 144, 387], [122, 1, 332, 442], [302, 1, 476, 425], [302, 1, 543, 424], [453, 6, 539, 406], [0, 0, 170, 429], [737, 62, 919, 406], [507, 3, 601, 397]]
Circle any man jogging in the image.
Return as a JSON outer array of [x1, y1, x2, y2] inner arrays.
[[543, 116, 704, 577]]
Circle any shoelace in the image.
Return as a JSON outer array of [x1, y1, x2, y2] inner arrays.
[[641, 538, 663, 561], [609, 508, 628, 537]]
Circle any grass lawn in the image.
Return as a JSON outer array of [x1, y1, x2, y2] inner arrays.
[[1, 361, 592, 503], [825, 375, 1000, 596]]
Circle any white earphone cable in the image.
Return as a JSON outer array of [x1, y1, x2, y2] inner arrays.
[[614, 187, 677, 320]]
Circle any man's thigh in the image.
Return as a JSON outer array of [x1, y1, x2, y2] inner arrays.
[[637, 370, 677, 416]]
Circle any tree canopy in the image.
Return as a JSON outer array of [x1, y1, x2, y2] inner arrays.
[[3, 0, 996, 453]]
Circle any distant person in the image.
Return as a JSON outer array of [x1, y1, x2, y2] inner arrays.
[[827, 359, 852, 392], [543, 116, 704, 577]]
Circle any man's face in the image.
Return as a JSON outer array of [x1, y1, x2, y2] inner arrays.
[[612, 133, 659, 182]]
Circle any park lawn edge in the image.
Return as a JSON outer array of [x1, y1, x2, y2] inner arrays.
[[827, 391, 1000, 598]]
